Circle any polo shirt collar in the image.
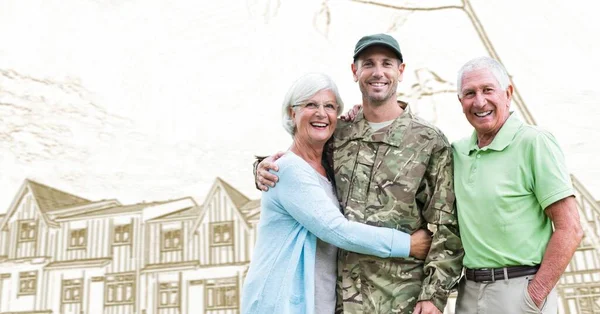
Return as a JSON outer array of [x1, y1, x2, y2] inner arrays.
[[467, 112, 522, 154]]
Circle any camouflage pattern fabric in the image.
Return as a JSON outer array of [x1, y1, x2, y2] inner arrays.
[[332, 102, 464, 313]]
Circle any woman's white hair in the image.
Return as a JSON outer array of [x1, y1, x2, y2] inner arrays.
[[281, 72, 345, 136], [457, 56, 510, 99]]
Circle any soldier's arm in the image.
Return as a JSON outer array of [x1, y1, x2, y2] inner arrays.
[[253, 152, 285, 191], [416, 139, 464, 312]]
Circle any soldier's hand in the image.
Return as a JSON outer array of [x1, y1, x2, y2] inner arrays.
[[413, 301, 441, 314], [256, 152, 284, 191], [339, 104, 362, 122], [409, 229, 432, 260]]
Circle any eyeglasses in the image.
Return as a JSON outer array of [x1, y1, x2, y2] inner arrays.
[[292, 102, 339, 113]]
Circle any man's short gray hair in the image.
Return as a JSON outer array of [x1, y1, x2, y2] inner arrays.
[[457, 56, 510, 99], [281, 73, 345, 136]]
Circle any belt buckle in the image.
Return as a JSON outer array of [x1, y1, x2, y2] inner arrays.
[[480, 268, 496, 283]]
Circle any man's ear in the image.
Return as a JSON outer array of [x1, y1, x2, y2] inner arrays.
[[397, 63, 406, 82], [505, 84, 514, 103], [458, 95, 467, 114], [351, 62, 359, 82]]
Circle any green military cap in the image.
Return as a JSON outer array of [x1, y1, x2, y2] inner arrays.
[[353, 33, 403, 62]]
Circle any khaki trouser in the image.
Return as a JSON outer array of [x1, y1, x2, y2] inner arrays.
[[455, 275, 557, 314]]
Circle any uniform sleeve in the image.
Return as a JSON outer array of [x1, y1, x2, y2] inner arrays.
[[531, 131, 574, 209], [416, 139, 464, 312], [252, 156, 268, 190], [274, 159, 411, 258]]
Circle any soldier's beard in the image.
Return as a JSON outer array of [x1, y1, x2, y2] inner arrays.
[[361, 82, 398, 107]]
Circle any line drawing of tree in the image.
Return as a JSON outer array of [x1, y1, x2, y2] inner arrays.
[[314, 0, 331, 37], [397, 68, 456, 124], [246, 0, 282, 23]]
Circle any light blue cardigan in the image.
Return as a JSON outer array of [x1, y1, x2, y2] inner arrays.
[[241, 152, 410, 314]]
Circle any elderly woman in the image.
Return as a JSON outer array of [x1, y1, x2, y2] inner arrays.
[[241, 73, 429, 314]]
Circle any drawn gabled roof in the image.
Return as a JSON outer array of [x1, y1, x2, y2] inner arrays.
[[216, 177, 261, 224], [216, 177, 250, 209], [216, 177, 260, 226], [192, 177, 261, 232], [1, 179, 95, 230], [26, 179, 91, 212], [239, 199, 261, 223]]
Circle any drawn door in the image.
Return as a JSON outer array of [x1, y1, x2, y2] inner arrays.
[[186, 280, 204, 314]]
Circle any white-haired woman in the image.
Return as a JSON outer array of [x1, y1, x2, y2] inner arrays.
[[241, 73, 431, 314]]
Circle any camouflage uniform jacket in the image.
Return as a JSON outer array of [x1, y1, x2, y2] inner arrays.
[[332, 103, 463, 313]]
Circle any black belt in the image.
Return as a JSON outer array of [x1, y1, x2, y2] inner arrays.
[[465, 265, 540, 282]]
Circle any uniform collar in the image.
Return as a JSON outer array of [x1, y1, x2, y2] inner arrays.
[[339, 101, 411, 148]]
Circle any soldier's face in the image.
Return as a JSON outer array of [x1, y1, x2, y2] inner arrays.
[[459, 68, 513, 139], [352, 46, 404, 106], [290, 89, 338, 147]]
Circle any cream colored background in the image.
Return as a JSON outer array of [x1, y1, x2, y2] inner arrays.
[[0, 0, 598, 212]]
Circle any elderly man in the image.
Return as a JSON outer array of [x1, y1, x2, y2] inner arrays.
[[255, 33, 464, 314], [453, 56, 584, 313]]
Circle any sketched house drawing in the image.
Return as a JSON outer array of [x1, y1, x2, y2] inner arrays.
[[2, 176, 599, 314], [0, 177, 260, 314]]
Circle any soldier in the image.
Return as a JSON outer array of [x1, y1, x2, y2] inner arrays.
[[255, 33, 463, 314]]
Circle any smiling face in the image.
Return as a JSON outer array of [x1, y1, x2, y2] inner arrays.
[[352, 46, 405, 107], [459, 68, 513, 145], [290, 89, 338, 148]]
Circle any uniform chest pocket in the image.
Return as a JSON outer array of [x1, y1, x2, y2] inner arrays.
[[348, 143, 376, 204], [375, 147, 429, 200]]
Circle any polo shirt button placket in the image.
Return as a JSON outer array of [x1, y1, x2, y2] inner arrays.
[[468, 153, 479, 184]]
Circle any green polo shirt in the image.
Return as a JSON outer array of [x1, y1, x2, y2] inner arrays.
[[452, 113, 574, 269]]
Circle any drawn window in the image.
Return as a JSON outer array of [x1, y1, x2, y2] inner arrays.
[[105, 274, 135, 305], [210, 222, 233, 246], [205, 278, 238, 310], [62, 279, 83, 304], [114, 224, 132, 245], [162, 229, 182, 252], [18, 221, 36, 243], [19, 271, 37, 295], [158, 282, 179, 308], [69, 228, 87, 249]]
